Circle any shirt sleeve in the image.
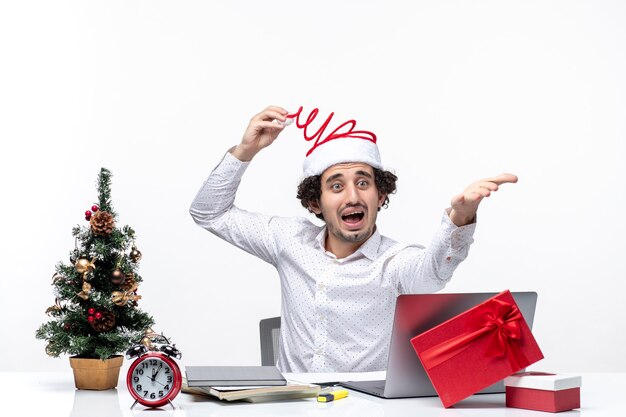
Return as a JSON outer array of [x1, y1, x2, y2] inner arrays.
[[393, 210, 476, 294], [189, 151, 281, 266]]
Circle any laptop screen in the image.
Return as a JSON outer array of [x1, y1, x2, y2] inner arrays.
[[383, 292, 538, 398]]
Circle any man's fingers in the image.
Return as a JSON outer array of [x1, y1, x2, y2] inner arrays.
[[265, 105, 289, 115], [255, 121, 284, 131], [475, 181, 498, 192], [466, 191, 486, 202], [252, 109, 288, 123], [483, 173, 518, 186], [253, 106, 289, 120]]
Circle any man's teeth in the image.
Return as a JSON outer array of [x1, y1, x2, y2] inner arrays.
[[342, 211, 364, 221]]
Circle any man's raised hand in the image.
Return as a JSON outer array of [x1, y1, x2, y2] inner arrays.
[[231, 106, 289, 161], [448, 173, 518, 226]]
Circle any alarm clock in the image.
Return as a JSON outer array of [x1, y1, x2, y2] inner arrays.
[[126, 343, 182, 409]]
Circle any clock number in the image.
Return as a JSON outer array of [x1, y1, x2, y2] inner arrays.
[[164, 384, 170, 391], [136, 369, 144, 375], [165, 367, 170, 374], [167, 376, 172, 383], [136, 384, 142, 391], [159, 390, 164, 397], [150, 392, 156, 399], [144, 390, 148, 397], [133, 376, 139, 382], [150, 359, 158, 366]]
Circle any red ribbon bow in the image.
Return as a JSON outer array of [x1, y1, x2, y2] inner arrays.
[[420, 298, 527, 370]]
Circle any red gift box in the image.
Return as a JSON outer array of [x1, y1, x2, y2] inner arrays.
[[410, 290, 544, 408], [504, 372, 581, 413]]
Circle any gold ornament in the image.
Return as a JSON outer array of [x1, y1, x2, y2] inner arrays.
[[76, 281, 92, 300], [110, 268, 125, 285], [51, 273, 64, 285], [130, 246, 142, 262], [75, 258, 96, 274], [45, 343, 56, 356], [143, 327, 159, 339], [45, 298, 64, 316], [141, 336, 154, 350], [111, 282, 142, 306]]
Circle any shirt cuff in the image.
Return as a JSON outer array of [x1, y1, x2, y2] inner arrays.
[[441, 209, 477, 250], [210, 150, 250, 182]]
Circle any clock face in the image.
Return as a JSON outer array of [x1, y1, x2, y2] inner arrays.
[[127, 354, 181, 407]]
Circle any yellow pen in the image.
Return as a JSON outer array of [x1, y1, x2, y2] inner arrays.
[[317, 389, 349, 402]]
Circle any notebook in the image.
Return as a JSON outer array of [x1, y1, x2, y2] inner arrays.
[[185, 365, 287, 387], [340, 291, 538, 398]]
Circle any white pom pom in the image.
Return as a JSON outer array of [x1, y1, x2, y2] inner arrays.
[[274, 117, 294, 127]]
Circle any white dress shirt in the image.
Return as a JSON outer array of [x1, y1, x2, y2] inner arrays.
[[190, 152, 476, 372]]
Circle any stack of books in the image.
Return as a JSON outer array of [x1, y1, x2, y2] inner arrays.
[[183, 366, 320, 402]]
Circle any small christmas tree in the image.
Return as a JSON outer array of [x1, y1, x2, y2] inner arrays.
[[36, 168, 154, 360]]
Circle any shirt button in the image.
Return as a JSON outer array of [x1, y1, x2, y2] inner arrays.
[[318, 283, 325, 290]]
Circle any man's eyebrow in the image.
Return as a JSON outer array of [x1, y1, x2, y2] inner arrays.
[[325, 170, 373, 184], [325, 173, 344, 184]]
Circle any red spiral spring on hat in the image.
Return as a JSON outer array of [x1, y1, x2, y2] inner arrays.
[[287, 106, 377, 156]]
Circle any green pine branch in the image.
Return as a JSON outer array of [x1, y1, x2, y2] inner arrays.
[[96, 167, 116, 217]]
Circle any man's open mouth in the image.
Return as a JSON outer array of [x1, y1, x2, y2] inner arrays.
[[341, 210, 365, 225]]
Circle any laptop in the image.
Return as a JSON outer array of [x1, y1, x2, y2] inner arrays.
[[340, 291, 538, 398]]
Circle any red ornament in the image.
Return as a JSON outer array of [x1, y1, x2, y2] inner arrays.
[[87, 315, 95, 323], [95, 312, 102, 319], [88, 308, 95, 315], [85, 210, 92, 217], [91, 205, 99, 212]]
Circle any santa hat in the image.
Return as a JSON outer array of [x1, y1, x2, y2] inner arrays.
[[286, 107, 382, 177], [302, 138, 382, 177]]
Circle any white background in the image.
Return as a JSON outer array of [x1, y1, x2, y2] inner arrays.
[[1, 1, 624, 373]]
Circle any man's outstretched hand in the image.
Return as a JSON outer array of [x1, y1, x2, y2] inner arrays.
[[231, 106, 289, 162], [449, 173, 518, 226]]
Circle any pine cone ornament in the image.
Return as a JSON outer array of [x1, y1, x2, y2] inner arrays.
[[89, 210, 115, 236], [122, 273, 137, 291], [90, 310, 116, 332]]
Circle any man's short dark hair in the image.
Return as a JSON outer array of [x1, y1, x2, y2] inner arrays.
[[296, 168, 398, 220]]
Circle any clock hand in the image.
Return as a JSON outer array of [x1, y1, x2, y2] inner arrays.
[[152, 363, 163, 380], [151, 378, 166, 387]]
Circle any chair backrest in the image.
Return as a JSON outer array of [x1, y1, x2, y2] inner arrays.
[[259, 316, 281, 366]]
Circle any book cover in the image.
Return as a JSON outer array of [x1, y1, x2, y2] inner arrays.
[[185, 366, 287, 387]]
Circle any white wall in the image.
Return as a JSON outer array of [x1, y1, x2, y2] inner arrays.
[[1, 0, 624, 373]]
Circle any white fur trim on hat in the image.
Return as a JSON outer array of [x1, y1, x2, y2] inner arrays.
[[302, 138, 382, 177]]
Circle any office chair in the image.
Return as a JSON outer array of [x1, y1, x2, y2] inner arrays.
[[259, 316, 281, 366]]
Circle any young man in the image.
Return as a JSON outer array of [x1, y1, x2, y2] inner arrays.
[[190, 106, 517, 373]]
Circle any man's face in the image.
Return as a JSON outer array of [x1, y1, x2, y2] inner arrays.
[[310, 163, 386, 253]]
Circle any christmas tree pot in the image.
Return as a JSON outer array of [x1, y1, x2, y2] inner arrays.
[[69, 355, 123, 390]]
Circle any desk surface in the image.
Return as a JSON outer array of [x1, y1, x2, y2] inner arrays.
[[3, 371, 621, 417]]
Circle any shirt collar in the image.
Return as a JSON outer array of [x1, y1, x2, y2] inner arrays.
[[315, 226, 382, 261]]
